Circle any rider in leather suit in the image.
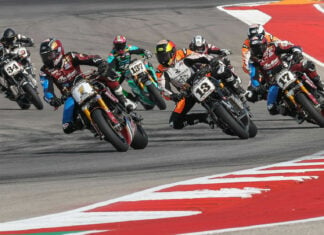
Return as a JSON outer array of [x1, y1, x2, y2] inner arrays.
[[249, 36, 324, 115], [242, 24, 280, 102], [0, 28, 35, 97], [39, 38, 135, 134], [107, 35, 152, 84], [156, 39, 239, 130], [189, 34, 247, 101]]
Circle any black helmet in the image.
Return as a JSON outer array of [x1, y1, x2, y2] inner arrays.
[[2, 28, 17, 46], [250, 36, 267, 59], [155, 39, 176, 66]]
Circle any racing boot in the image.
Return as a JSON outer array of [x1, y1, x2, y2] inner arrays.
[[113, 86, 137, 112]]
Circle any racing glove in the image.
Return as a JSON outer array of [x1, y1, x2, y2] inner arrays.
[[144, 50, 153, 59], [97, 61, 110, 77], [220, 49, 231, 56], [170, 93, 183, 102]]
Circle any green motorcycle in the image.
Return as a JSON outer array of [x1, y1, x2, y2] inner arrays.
[[122, 56, 166, 110]]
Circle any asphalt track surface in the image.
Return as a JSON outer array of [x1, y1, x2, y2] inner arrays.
[[0, 0, 323, 234]]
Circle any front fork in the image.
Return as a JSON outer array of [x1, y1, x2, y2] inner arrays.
[[82, 95, 121, 132], [285, 80, 320, 108]]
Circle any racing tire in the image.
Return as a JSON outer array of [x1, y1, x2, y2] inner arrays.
[[23, 84, 43, 110], [92, 109, 129, 152], [16, 98, 31, 110], [295, 92, 324, 128], [213, 103, 249, 139], [147, 84, 166, 110], [140, 101, 155, 110], [130, 124, 148, 149], [248, 120, 258, 138]]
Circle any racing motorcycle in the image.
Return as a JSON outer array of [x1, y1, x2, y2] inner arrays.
[[124, 56, 166, 110], [66, 71, 148, 152], [0, 46, 43, 109], [187, 65, 257, 139], [271, 54, 324, 127]]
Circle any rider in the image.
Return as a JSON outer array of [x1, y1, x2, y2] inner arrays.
[[155, 39, 208, 129], [156, 39, 243, 130], [189, 34, 246, 101], [107, 35, 153, 83], [0, 28, 36, 96], [242, 24, 280, 102], [39, 38, 136, 134], [189, 35, 231, 57], [0, 28, 34, 50], [249, 36, 324, 115]]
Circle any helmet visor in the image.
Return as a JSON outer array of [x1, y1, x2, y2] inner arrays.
[[40, 50, 58, 67], [115, 43, 126, 52], [156, 51, 172, 66]]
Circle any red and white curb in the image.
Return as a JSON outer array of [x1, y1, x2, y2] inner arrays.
[[218, 1, 324, 66], [1, 151, 324, 234]]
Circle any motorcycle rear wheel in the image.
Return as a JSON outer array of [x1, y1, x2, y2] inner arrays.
[[213, 103, 249, 139], [92, 109, 129, 152], [130, 124, 148, 149], [295, 92, 324, 127], [248, 120, 258, 138]]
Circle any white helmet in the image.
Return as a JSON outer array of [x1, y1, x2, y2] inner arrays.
[[247, 24, 265, 39], [189, 35, 207, 53]]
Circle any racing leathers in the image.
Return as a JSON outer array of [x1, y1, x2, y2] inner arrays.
[[40, 52, 131, 134], [242, 33, 280, 102], [249, 41, 324, 115]]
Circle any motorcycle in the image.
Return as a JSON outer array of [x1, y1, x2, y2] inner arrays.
[[66, 71, 148, 152], [186, 65, 257, 139], [123, 56, 166, 110], [272, 54, 324, 127], [0, 46, 43, 110]]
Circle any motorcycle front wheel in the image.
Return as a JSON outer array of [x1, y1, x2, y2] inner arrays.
[[213, 103, 249, 139], [147, 84, 167, 110], [91, 109, 129, 152], [295, 92, 324, 127], [23, 84, 43, 110]]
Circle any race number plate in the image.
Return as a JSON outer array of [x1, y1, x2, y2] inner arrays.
[[71, 81, 96, 104], [192, 77, 215, 102], [129, 60, 146, 76], [275, 69, 296, 89], [4, 60, 22, 76]]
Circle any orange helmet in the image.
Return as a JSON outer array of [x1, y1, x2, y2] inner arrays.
[[155, 39, 176, 66]]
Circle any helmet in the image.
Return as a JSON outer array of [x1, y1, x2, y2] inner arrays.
[[155, 39, 176, 66], [250, 36, 267, 59], [113, 35, 127, 54], [2, 28, 17, 47], [0, 43, 5, 59], [39, 38, 64, 68], [247, 24, 265, 39], [189, 35, 207, 53]]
